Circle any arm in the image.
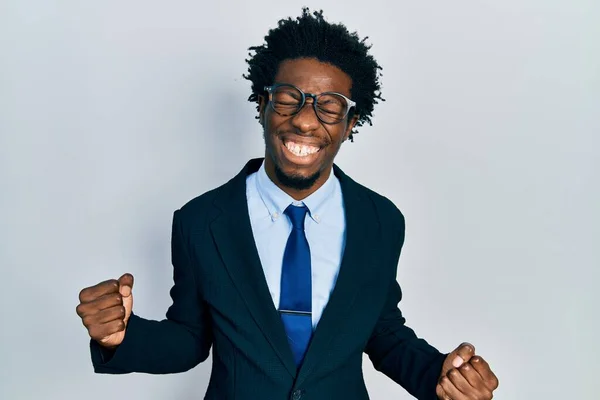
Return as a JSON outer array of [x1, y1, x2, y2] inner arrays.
[[90, 209, 213, 374], [364, 222, 446, 400], [364, 281, 445, 400]]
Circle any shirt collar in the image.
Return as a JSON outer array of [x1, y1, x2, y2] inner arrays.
[[255, 160, 336, 224]]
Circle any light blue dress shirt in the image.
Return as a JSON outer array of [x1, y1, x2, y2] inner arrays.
[[246, 161, 346, 328]]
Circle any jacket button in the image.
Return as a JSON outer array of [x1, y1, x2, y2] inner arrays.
[[291, 389, 303, 400]]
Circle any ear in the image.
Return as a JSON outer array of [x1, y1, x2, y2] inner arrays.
[[258, 95, 267, 125], [343, 114, 359, 141]]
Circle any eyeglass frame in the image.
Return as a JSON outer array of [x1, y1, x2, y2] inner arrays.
[[263, 83, 357, 125]]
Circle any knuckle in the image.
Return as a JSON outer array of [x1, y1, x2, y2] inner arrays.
[[481, 390, 493, 400], [492, 376, 499, 389], [102, 279, 119, 290], [448, 369, 460, 379], [82, 315, 93, 326], [116, 320, 125, 331], [435, 385, 446, 398], [462, 342, 475, 352], [78, 288, 88, 302], [88, 325, 100, 339]]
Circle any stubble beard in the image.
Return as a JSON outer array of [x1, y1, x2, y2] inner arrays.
[[273, 162, 321, 191]]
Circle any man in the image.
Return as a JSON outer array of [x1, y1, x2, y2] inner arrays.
[[76, 9, 498, 400]]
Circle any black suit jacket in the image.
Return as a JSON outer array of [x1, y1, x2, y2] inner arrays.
[[90, 158, 445, 399]]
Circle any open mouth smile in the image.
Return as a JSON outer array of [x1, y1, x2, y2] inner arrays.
[[283, 139, 321, 157]]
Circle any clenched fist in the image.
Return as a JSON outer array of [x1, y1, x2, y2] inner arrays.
[[436, 343, 499, 400], [76, 273, 134, 348]]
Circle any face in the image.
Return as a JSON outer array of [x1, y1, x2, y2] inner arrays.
[[258, 58, 358, 198]]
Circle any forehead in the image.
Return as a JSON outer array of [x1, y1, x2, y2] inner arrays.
[[274, 58, 353, 96]]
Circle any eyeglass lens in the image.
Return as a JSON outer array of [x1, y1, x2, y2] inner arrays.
[[270, 85, 348, 124]]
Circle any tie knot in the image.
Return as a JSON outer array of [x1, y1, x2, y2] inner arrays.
[[285, 204, 308, 230]]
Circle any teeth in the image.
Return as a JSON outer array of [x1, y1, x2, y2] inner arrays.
[[285, 141, 319, 157]]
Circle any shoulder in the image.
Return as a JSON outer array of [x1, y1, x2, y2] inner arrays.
[[172, 177, 235, 230], [343, 174, 405, 234]]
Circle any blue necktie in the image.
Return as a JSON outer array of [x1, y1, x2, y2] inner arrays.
[[279, 204, 313, 367]]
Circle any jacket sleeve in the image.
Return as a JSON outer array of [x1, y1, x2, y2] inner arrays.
[[364, 217, 446, 400], [90, 209, 213, 374]]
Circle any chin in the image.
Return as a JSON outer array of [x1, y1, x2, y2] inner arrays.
[[274, 162, 321, 191]]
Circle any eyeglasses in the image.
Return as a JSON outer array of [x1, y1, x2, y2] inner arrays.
[[263, 83, 356, 125]]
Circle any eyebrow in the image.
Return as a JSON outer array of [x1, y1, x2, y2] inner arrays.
[[273, 82, 349, 96]]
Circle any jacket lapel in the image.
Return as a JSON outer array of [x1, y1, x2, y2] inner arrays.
[[209, 159, 297, 377], [208, 159, 381, 382], [295, 164, 381, 387]]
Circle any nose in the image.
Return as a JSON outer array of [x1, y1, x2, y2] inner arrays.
[[290, 97, 320, 133]]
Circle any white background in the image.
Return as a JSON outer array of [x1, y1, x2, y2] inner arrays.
[[1, 1, 598, 399]]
